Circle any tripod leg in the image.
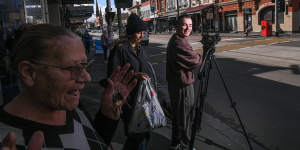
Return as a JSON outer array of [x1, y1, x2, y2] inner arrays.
[[189, 58, 213, 150], [211, 56, 253, 150]]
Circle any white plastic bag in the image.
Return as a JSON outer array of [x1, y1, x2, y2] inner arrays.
[[128, 77, 166, 133]]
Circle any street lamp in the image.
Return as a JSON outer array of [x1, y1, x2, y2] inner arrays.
[[275, 0, 279, 36], [176, 0, 180, 19]]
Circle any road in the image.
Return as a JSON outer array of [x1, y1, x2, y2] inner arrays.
[[144, 35, 300, 150]]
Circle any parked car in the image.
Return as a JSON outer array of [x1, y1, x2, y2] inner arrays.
[[141, 31, 149, 46]]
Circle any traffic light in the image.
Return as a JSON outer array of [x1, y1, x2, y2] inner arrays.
[[277, 0, 285, 12]]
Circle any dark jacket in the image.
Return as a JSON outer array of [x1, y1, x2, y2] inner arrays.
[[107, 42, 156, 124], [166, 33, 201, 86]]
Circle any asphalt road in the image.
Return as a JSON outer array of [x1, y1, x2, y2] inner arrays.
[[144, 36, 300, 150]]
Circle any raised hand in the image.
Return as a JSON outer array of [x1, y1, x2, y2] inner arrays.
[[100, 64, 137, 120], [1, 131, 44, 150]]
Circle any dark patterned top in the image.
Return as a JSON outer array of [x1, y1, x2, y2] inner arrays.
[[0, 107, 108, 150]]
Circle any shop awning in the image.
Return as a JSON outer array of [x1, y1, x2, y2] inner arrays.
[[183, 4, 213, 14], [143, 17, 151, 21]]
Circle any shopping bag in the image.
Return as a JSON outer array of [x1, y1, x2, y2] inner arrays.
[[128, 77, 166, 133]]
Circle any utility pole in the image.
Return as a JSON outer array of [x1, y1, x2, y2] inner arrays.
[[275, 0, 279, 36], [62, 0, 68, 27], [176, 0, 180, 19], [117, 8, 123, 36], [105, 0, 114, 41], [23, 0, 28, 23], [40, 0, 49, 23]]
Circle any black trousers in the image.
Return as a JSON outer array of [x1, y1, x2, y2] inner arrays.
[[168, 83, 195, 149], [103, 46, 108, 61]]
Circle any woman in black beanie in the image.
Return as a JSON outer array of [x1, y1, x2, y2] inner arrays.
[[106, 13, 156, 150]]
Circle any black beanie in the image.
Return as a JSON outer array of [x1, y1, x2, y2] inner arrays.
[[126, 13, 147, 35]]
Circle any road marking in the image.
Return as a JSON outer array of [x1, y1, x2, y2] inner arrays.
[[221, 38, 244, 41]]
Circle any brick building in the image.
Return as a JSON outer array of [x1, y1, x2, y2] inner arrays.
[[132, 0, 300, 33], [218, 0, 300, 33]]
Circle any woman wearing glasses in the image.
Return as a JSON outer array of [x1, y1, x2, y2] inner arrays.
[[0, 24, 137, 150], [106, 13, 156, 150]]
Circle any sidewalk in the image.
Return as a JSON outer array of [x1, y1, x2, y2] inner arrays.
[[150, 31, 300, 38], [80, 39, 270, 150]]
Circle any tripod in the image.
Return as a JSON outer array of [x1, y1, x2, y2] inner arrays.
[[188, 32, 253, 150]]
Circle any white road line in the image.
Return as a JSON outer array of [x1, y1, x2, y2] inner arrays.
[[221, 38, 244, 41]]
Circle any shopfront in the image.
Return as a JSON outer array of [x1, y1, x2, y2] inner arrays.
[[224, 10, 237, 32]]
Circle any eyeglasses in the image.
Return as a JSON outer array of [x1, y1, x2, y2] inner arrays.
[[30, 59, 94, 80]]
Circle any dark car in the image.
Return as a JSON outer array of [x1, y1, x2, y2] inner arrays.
[[141, 31, 149, 46]]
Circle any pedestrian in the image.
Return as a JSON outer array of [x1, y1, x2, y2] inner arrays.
[[166, 14, 202, 150], [101, 30, 109, 62], [83, 29, 91, 54], [244, 23, 252, 37], [0, 24, 137, 150], [106, 13, 156, 150]]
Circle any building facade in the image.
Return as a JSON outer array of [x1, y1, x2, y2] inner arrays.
[[131, 0, 300, 33]]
